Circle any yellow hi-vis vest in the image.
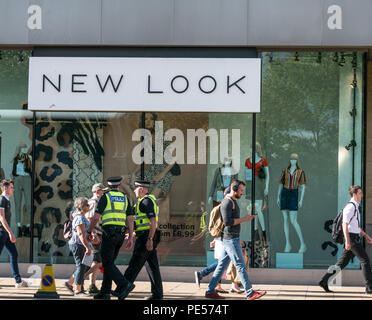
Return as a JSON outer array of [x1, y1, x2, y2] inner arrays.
[[134, 194, 159, 231], [102, 191, 128, 227]]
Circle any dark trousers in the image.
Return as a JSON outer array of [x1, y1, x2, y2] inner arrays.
[[0, 231, 22, 283], [322, 233, 372, 289], [124, 229, 163, 298], [100, 225, 130, 294]]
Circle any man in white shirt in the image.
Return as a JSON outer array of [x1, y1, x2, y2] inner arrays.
[[85, 183, 108, 294], [319, 185, 372, 293]]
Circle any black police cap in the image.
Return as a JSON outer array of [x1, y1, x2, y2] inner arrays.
[[134, 180, 151, 188], [107, 176, 123, 186]]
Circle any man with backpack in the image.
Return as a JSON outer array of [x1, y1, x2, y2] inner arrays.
[[319, 185, 372, 293], [205, 179, 266, 300]]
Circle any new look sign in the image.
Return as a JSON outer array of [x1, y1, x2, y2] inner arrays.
[[28, 57, 261, 113]]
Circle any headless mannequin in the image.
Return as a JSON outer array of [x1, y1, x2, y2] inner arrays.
[[246, 152, 269, 246], [277, 158, 306, 253], [12, 145, 32, 237], [208, 158, 237, 206]]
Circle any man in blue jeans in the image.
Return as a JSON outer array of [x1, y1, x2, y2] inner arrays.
[[205, 179, 266, 300], [0, 180, 29, 288]]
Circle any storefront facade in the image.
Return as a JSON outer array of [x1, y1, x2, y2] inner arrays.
[[0, 0, 371, 273]]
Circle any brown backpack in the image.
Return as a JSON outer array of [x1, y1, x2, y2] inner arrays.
[[208, 197, 235, 238]]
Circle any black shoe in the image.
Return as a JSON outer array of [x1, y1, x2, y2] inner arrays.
[[94, 292, 111, 300], [111, 288, 120, 297], [111, 285, 128, 297], [319, 280, 333, 293], [117, 282, 135, 300], [144, 295, 163, 300]]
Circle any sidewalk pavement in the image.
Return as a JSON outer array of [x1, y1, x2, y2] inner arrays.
[[0, 277, 371, 300]]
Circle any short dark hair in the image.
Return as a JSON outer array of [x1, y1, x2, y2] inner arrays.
[[230, 179, 246, 191], [349, 185, 362, 197], [0, 180, 14, 188]]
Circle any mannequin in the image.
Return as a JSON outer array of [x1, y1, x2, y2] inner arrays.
[[277, 153, 306, 253], [208, 156, 238, 207], [245, 142, 269, 246], [12, 143, 32, 237]]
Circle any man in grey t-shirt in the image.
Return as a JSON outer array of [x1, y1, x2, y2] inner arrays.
[[205, 179, 266, 300]]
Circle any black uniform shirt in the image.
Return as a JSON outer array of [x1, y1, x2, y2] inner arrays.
[[0, 195, 11, 229], [138, 194, 156, 219]]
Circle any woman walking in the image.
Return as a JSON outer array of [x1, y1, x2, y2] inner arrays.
[[69, 197, 92, 296]]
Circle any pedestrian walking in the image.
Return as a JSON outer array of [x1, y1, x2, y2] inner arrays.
[[0, 180, 29, 288], [205, 179, 266, 300], [195, 186, 232, 293], [89, 176, 135, 300], [69, 197, 92, 296], [85, 183, 108, 294], [123, 180, 163, 300], [319, 185, 372, 293], [194, 238, 228, 293]]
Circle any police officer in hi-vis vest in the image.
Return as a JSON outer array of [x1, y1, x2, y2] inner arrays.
[[88, 176, 135, 300], [124, 180, 163, 300]]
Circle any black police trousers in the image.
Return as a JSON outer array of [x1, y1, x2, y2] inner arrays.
[[321, 233, 372, 290], [124, 229, 163, 298], [100, 225, 131, 294]]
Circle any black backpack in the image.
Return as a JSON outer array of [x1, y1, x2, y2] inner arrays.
[[332, 202, 357, 244]]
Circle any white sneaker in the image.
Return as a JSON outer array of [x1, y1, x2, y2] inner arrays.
[[15, 280, 29, 288]]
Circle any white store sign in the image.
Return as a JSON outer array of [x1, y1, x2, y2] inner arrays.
[[28, 57, 261, 113]]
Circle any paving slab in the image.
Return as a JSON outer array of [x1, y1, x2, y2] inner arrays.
[[0, 277, 370, 300]]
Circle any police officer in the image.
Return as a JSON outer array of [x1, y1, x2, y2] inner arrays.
[[88, 176, 135, 300], [124, 180, 163, 300]]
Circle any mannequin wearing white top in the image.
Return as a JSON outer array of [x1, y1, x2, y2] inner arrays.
[[277, 156, 306, 253]]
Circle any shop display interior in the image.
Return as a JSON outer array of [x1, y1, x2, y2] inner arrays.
[[0, 50, 365, 269]]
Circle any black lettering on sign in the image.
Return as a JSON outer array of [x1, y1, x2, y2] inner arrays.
[[42, 75, 61, 92], [198, 75, 217, 94], [147, 75, 164, 94], [96, 75, 123, 93], [227, 76, 246, 94], [171, 75, 189, 94], [71, 74, 87, 93]]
